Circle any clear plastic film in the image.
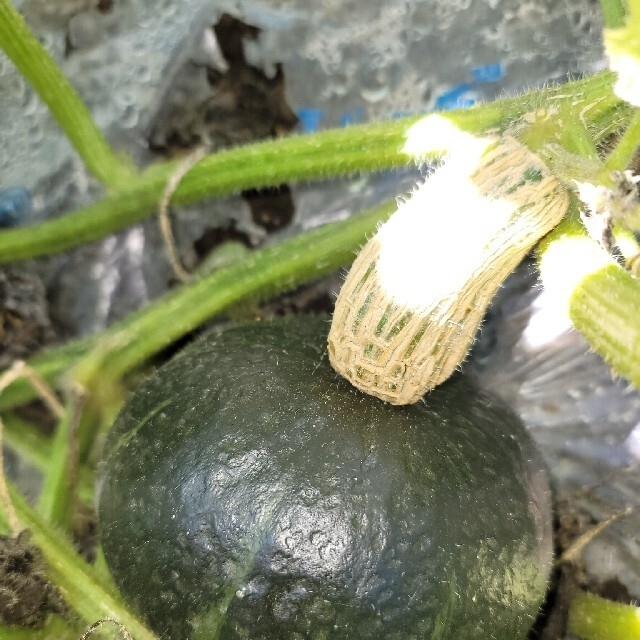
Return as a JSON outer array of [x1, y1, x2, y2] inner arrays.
[[472, 262, 640, 599]]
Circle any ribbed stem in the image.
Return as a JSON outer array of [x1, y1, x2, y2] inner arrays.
[[570, 263, 640, 386], [538, 207, 640, 389], [0, 71, 625, 264], [605, 109, 640, 170]]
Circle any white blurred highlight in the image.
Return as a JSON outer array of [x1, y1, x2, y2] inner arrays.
[[403, 114, 492, 172], [526, 235, 615, 349], [376, 158, 513, 313]]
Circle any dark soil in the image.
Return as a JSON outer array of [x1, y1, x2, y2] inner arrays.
[[0, 530, 66, 627]]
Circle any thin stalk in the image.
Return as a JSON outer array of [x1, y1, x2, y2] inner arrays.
[[1, 484, 159, 640], [0, 72, 625, 265], [36, 411, 74, 529], [567, 591, 640, 639], [0, 199, 397, 486], [0, 115, 466, 264], [0, 0, 136, 190], [0, 337, 96, 411], [1, 412, 52, 472]]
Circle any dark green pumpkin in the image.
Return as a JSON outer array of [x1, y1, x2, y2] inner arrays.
[[98, 315, 552, 640]]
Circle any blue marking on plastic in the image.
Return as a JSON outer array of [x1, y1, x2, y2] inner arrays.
[[435, 61, 502, 111], [0, 186, 31, 227], [297, 61, 503, 127], [435, 84, 476, 111], [455, 97, 476, 108], [469, 62, 503, 83], [297, 108, 324, 133]]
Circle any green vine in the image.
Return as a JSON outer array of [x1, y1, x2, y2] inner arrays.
[[0, 72, 626, 264]]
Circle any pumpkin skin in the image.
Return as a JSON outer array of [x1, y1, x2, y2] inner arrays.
[[98, 315, 552, 640]]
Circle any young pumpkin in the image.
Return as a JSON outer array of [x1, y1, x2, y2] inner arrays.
[[98, 315, 553, 640]]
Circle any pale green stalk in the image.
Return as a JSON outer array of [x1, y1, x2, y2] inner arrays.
[[36, 410, 75, 529], [0, 200, 397, 525], [604, 109, 640, 170], [2, 413, 94, 506], [0, 200, 395, 415]]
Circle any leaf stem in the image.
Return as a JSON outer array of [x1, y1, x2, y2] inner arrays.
[[36, 410, 75, 529], [0, 0, 136, 190], [0, 203, 392, 414], [0, 337, 95, 411], [0, 116, 455, 264], [2, 412, 94, 506], [71, 199, 397, 388]]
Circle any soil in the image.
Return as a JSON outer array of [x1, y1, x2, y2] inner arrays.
[[0, 530, 66, 627], [0, 269, 58, 369]]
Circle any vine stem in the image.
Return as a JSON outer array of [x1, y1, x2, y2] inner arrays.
[[0, 199, 399, 523], [0, 0, 136, 190], [1, 412, 95, 506], [0, 417, 19, 534], [70, 198, 397, 388], [0, 202, 395, 412]]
